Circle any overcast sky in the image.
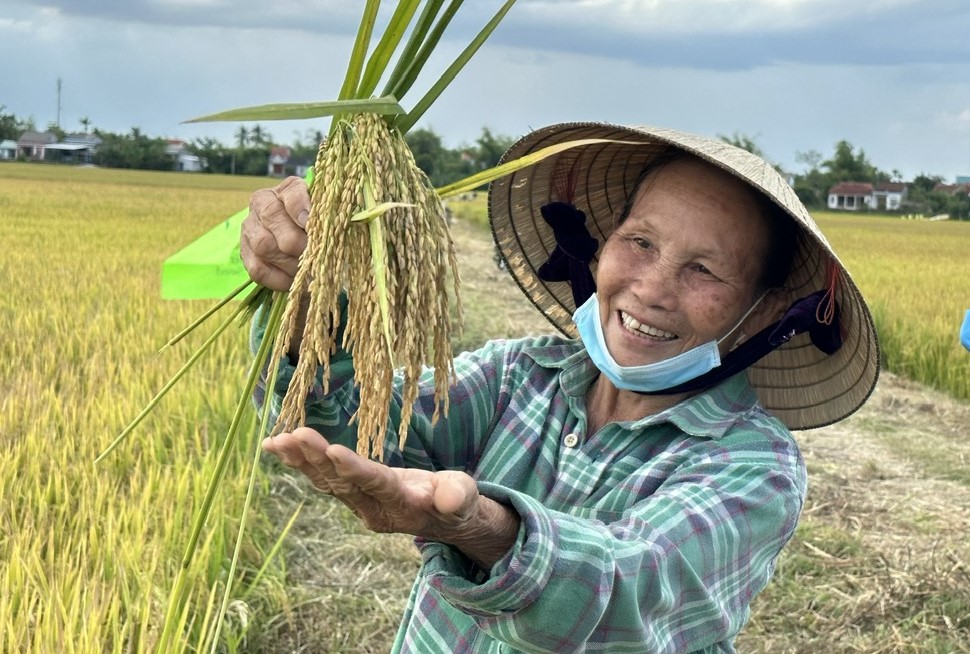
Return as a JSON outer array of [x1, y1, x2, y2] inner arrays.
[[4, 0, 970, 179]]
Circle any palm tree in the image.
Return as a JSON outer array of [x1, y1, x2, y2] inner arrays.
[[79, 116, 91, 134], [235, 126, 249, 149]]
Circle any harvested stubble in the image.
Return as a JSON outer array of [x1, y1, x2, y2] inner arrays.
[[272, 113, 460, 460]]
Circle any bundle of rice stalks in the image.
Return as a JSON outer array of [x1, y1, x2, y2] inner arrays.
[[273, 112, 459, 459]]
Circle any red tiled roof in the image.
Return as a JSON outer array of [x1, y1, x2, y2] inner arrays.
[[873, 182, 906, 193], [933, 183, 970, 195], [828, 182, 873, 196]]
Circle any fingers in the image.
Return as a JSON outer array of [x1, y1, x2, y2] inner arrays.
[[262, 427, 336, 493], [276, 176, 311, 229], [240, 177, 310, 291]]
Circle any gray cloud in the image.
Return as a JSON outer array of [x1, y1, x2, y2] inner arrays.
[[15, 0, 970, 70]]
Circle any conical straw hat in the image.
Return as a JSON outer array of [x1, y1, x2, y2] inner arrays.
[[488, 122, 880, 430]]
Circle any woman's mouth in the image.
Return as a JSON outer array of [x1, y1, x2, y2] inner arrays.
[[620, 311, 677, 341]]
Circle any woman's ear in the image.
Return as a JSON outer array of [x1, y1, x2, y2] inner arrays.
[[743, 287, 791, 336]]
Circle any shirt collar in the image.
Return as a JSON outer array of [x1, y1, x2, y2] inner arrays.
[[521, 339, 762, 440]]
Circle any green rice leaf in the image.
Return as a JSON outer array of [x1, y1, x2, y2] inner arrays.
[[361, 180, 394, 356], [349, 201, 416, 222], [395, 0, 516, 134], [382, 0, 447, 98], [160, 281, 258, 353], [94, 293, 257, 464], [385, 0, 462, 102], [357, 0, 422, 99], [339, 0, 382, 102], [435, 138, 650, 198], [183, 97, 404, 124]]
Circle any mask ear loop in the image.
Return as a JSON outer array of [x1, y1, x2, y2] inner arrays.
[[717, 290, 769, 347]]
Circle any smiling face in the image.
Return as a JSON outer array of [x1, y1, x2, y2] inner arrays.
[[594, 156, 779, 368]]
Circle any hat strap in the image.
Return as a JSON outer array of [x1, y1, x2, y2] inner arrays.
[[637, 289, 843, 396], [536, 201, 598, 307]]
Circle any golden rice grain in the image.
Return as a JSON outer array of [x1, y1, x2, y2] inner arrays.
[[272, 113, 460, 459]]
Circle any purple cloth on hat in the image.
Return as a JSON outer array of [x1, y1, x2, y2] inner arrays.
[[536, 202, 598, 307]]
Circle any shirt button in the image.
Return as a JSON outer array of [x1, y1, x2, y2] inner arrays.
[[563, 433, 579, 448]]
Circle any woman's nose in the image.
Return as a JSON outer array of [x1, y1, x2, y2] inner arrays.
[[631, 256, 681, 307]]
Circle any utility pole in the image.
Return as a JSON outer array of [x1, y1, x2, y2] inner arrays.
[[56, 77, 62, 128]]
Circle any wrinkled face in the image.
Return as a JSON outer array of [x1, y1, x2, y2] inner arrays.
[[595, 157, 776, 367]]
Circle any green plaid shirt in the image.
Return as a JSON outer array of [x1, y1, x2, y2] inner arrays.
[[252, 316, 806, 654]]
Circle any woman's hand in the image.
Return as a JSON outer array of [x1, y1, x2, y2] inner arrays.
[[241, 176, 311, 291], [264, 427, 520, 570]]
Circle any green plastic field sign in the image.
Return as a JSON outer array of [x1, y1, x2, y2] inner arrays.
[[161, 169, 314, 300]]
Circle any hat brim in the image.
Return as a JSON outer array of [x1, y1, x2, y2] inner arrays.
[[488, 122, 880, 430]]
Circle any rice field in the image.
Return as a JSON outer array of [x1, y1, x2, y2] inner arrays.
[[1, 163, 968, 652], [0, 163, 282, 652], [812, 211, 970, 401]]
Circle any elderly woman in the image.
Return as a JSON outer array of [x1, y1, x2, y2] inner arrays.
[[244, 123, 879, 653]]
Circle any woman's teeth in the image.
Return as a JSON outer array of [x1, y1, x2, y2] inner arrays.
[[621, 312, 676, 340]]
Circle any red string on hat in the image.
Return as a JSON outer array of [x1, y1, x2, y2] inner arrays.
[[552, 154, 581, 205], [817, 260, 839, 326]]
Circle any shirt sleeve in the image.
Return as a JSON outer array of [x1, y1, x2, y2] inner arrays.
[[418, 444, 806, 654], [250, 302, 514, 471]]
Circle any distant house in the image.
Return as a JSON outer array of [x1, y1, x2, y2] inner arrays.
[[44, 132, 102, 164], [872, 182, 907, 211], [267, 146, 312, 178], [933, 182, 970, 196], [827, 182, 873, 211], [165, 139, 202, 172], [0, 139, 16, 160], [827, 181, 908, 211], [267, 146, 291, 177], [16, 131, 58, 160]]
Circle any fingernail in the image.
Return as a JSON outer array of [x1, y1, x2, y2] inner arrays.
[[297, 210, 309, 228]]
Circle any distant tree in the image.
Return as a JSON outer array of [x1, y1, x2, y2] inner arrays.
[[190, 137, 233, 173], [94, 128, 169, 170], [904, 173, 952, 216], [474, 127, 515, 170], [250, 124, 272, 147], [795, 149, 823, 171], [910, 173, 945, 195], [719, 131, 767, 159], [0, 105, 31, 140], [792, 149, 829, 208], [79, 116, 91, 134], [791, 141, 889, 209], [404, 127, 475, 187], [822, 140, 885, 184], [235, 126, 249, 149], [406, 128, 446, 181], [719, 131, 790, 175], [46, 121, 67, 141]]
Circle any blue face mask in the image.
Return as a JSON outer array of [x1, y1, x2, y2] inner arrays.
[[572, 292, 765, 393]]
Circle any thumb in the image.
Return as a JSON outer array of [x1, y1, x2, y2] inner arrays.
[[432, 471, 478, 517]]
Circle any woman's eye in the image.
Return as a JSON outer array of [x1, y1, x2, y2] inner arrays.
[[691, 263, 714, 276], [632, 237, 651, 249]]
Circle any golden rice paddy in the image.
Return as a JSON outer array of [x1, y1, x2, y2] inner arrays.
[[1, 163, 968, 651]]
